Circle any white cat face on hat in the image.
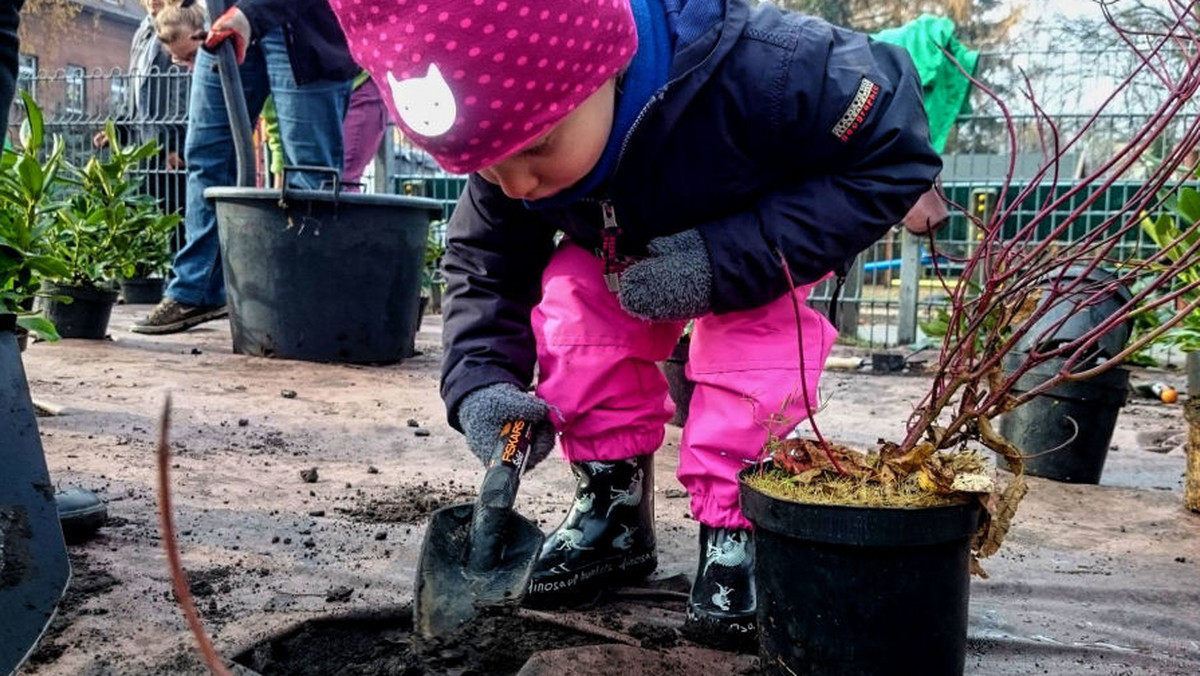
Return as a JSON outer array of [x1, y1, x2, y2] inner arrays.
[[386, 64, 457, 138]]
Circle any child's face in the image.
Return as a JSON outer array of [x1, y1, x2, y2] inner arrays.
[[164, 35, 202, 69], [477, 79, 616, 202]]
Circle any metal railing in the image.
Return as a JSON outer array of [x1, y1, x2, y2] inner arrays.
[[6, 48, 1193, 361]]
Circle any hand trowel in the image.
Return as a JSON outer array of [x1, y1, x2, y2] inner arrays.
[[413, 419, 545, 638]]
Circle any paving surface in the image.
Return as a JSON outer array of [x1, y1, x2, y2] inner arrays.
[[10, 303, 1200, 675]]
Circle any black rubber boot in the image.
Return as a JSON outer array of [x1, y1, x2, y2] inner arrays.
[[526, 455, 656, 606], [683, 524, 756, 651], [56, 487, 107, 544]]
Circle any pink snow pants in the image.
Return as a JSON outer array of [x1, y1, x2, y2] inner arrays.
[[531, 242, 837, 529]]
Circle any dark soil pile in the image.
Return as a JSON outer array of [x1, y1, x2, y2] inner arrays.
[[22, 551, 120, 669], [233, 606, 607, 676]]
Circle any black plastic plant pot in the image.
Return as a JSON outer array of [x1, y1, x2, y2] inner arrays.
[[660, 336, 693, 427], [739, 464, 982, 676], [1014, 265, 1133, 362], [38, 281, 119, 339], [999, 354, 1129, 484], [118, 277, 165, 305], [207, 186, 443, 364]]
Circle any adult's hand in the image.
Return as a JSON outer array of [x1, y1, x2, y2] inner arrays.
[[92, 130, 109, 149], [203, 7, 251, 64]]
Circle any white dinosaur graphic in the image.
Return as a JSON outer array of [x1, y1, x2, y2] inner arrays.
[[606, 468, 644, 517], [712, 583, 733, 611], [572, 491, 595, 514], [612, 525, 638, 550], [583, 461, 616, 475], [386, 64, 456, 137], [553, 528, 593, 551], [704, 531, 748, 574]]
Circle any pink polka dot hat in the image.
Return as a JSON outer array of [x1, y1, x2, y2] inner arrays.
[[329, 0, 639, 175]]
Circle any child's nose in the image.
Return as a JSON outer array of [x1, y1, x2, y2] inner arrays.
[[494, 169, 540, 200]]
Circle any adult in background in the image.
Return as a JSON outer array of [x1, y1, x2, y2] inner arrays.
[[133, 0, 357, 335], [94, 0, 190, 220]]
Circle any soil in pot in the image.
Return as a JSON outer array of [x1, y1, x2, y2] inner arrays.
[[740, 454, 983, 676], [38, 281, 119, 340]]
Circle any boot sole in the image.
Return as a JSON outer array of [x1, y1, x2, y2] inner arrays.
[[682, 609, 758, 653], [525, 551, 658, 608], [130, 307, 228, 335]]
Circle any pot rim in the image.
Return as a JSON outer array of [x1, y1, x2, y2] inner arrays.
[[738, 461, 982, 547], [205, 187, 445, 214]]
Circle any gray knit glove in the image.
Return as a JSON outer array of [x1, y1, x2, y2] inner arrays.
[[457, 383, 557, 470], [618, 229, 713, 321]]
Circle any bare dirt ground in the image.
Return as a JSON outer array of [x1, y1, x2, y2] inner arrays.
[[12, 304, 1200, 675]]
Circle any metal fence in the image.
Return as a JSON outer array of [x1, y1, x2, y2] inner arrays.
[[7, 47, 1195, 359]]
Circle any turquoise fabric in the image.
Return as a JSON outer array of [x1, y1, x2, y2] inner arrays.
[[874, 15, 979, 153]]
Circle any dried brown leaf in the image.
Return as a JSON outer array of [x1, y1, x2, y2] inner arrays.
[[975, 474, 1028, 559]]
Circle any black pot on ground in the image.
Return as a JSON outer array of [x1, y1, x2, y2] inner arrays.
[[208, 186, 443, 364], [1015, 264, 1133, 361], [998, 354, 1129, 484], [739, 464, 981, 676], [118, 277, 165, 305], [38, 281, 119, 339], [660, 336, 693, 427], [405, 295, 430, 358]]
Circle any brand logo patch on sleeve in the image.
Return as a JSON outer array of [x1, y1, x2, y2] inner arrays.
[[831, 77, 881, 143]]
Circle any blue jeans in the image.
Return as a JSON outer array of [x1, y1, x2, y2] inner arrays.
[[166, 29, 352, 306]]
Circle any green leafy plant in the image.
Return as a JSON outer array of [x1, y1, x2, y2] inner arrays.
[[0, 91, 69, 338], [1138, 184, 1200, 353], [46, 120, 179, 287], [422, 223, 446, 296]]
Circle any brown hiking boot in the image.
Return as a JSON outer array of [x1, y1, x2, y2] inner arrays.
[[131, 298, 227, 335]]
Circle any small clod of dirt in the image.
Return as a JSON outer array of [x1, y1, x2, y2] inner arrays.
[[281, 389, 298, 399], [629, 622, 679, 650], [325, 585, 354, 603], [367, 465, 379, 474], [414, 429, 431, 437], [299, 468, 319, 483], [406, 418, 420, 427], [23, 551, 120, 668], [339, 484, 475, 524]]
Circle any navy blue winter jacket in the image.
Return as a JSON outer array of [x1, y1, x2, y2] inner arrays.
[[233, 0, 359, 85], [440, 0, 942, 429]]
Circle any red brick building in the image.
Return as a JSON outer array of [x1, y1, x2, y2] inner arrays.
[[17, 0, 146, 118]]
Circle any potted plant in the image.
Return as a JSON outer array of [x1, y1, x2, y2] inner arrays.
[[1, 91, 68, 347], [39, 120, 175, 338], [113, 200, 177, 305], [739, 5, 1200, 673], [407, 226, 446, 357]]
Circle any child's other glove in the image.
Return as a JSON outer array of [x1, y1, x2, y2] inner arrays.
[[618, 229, 713, 321], [203, 7, 251, 64], [457, 383, 557, 470]]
